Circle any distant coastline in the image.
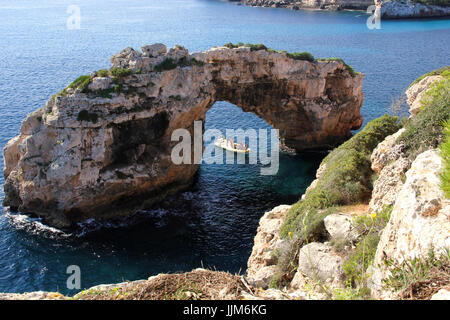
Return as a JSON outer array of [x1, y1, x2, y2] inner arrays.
[[228, 0, 450, 19]]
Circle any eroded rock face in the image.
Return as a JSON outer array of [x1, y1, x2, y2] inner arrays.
[[406, 75, 444, 117], [369, 149, 450, 299], [297, 242, 344, 285], [237, 0, 373, 10], [3, 44, 363, 227], [246, 204, 292, 288], [324, 213, 359, 241], [377, 0, 450, 18], [369, 128, 410, 213]]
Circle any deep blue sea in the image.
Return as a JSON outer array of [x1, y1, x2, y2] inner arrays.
[[0, 0, 448, 295]]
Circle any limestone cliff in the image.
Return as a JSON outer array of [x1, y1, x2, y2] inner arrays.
[[246, 70, 450, 300], [3, 43, 363, 228], [232, 0, 450, 17], [377, 0, 450, 18], [233, 0, 373, 10]]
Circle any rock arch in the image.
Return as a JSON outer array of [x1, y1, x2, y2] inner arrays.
[[3, 43, 363, 227]]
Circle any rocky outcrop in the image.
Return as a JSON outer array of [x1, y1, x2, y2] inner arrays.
[[324, 213, 359, 241], [247, 205, 292, 287], [297, 242, 345, 285], [0, 291, 66, 300], [406, 75, 444, 117], [232, 0, 450, 17], [368, 149, 450, 299], [377, 0, 450, 19], [3, 43, 364, 228], [234, 0, 373, 10], [430, 288, 450, 300], [369, 128, 409, 213]]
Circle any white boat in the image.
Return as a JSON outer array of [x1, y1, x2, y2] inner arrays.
[[214, 137, 250, 153]]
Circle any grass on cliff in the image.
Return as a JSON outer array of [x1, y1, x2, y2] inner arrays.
[[409, 66, 449, 87], [223, 42, 315, 63], [223, 42, 359, 76], [342, 206, 392, 291], [280, 114, 401, 238], [154, 57, 205, 72], [397, 73, 450, 160], [440, 120, 450, 198], [268, 115, 401, 288], [317, 58, 359, 77], [382, 248, 450, 300], [73, 269, 247, 300]]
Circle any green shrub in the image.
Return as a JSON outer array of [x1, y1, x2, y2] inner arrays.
[[286, 52, 315, 62], [97, 69, 109, 77], [280, 114, 400, 239], [343, 232, 379, 288], [440, 120, 450, 198], [382, 248, 450, 299], [176, 57, 205, 68], [110, 67, 132, 78], [169, 95, 182, 101], [343, 206, 392, 288], [154, 58, 178, 72], [397, 76, 450, 160], [269, 115, 400, 288], [409, 66, 449, 88], [317, 57, 359, 77], [68, 75, 92, 93], [223, 42, 267, 51]]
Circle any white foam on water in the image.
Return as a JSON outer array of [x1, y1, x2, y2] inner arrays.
[[4, 211, 71, 239]]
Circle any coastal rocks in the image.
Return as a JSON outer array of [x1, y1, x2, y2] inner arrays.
[[376, 0, 450, 19], [237, 0, 373, 10], [406, 75, 444, 117], [247, 205, 291, 288], [324, 213, 359, 241], [297, 242, 345, 285], [0, 291, 66, 300], [369, 128, 410, 213], [430, 289, 450, 300], [369, 149, 450, 299], [3, 43, 364, 227]]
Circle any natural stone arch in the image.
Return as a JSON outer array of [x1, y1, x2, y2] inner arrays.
[[3, 43, 363, 228]]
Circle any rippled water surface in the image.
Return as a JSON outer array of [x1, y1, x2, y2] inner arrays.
[[0, 0, 449, 294]]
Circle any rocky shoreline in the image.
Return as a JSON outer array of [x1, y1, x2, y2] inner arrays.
[[2, 67, 448, 300], [229, 0, 450, 18], [2, 43, 363, 228]]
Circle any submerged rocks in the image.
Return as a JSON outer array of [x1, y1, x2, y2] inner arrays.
[[3, 43, 364, 228]]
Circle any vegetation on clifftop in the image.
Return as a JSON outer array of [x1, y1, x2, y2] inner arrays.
[[409, 66, 449, 87], [398, 71, 450, 160], [281, 114, 401, 238], [268, 115, 401, 288], [440, 120, 450, 198], [223, 42, 358, 74]]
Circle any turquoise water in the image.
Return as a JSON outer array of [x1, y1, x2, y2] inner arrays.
[[0, 0, 448, 294]]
